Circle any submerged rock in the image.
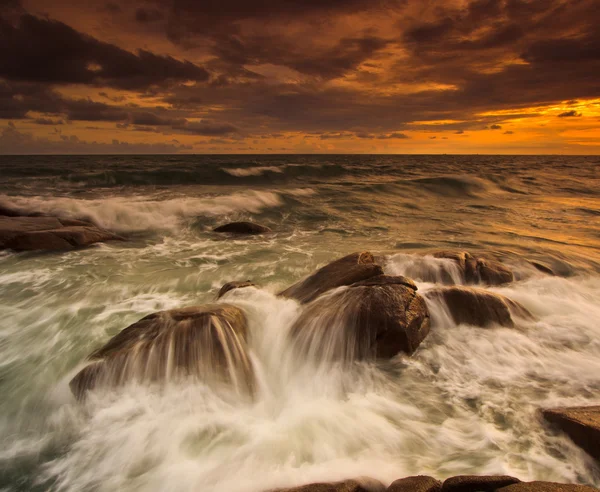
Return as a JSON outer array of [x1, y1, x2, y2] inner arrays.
[[271, 478, 385, 492], [497, 482, 598, 491], [213, 221, 272, 234], [0, 215, 122, 252], [279, 251, 384, 304], [70, 304, 254, 399], [441, 475, 520, 491], [290, 274, 430, 360], [432, 251, 514, 285], [542, 406, 600, 462], [388, 476, 441, 492], [217, 280, 257, 299], [424, 286, 533, 328]]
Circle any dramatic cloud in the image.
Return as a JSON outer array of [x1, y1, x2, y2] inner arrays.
[[0, 14, 209, 89], [0, 0, 599, 153]]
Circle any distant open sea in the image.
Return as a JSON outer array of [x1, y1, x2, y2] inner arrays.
[[0, 154, 599, 491]]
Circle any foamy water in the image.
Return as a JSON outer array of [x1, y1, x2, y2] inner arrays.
[[0, 155, 599, 491]]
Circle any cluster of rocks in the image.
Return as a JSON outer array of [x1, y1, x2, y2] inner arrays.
[[6, 214, 582, 489], [0, 204, 123, 252], [270, 475, 598, 491]]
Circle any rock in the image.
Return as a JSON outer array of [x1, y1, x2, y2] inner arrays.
[[388, 475, 441, 492], [279, 252, 384, 304], [290, 274, 430, 360], [271, 478, 385, 492], [217, 280, 257, 299], [542, 406, 600, 462], [432, 251, 513, 285], [441, 475, 520, 492], [0, 215, 123, 252], [497, 482, 598, 491], [530, 261, 555, 276], [213, 221, 272, 234], [424, 286, 533, 328], [70, 304, 254, 399]]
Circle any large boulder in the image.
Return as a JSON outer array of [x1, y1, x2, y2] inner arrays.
[[0, 215, 122, 252], [271, 478, 385, 492], [542, 406, 600, 462], [70, 304, 254, 399], [290, 275, 430, 360], [279, 252, 384, 304], [213, 221, 272, 234], [424, 286, 533, 328], [441, 475, 520, 491], [388, 476, 441, 492], [497, 482, 598, 491], [432, 251, 513, 285]]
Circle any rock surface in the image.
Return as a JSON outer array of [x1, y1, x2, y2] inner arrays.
[[433, 251, 514, 285], [213, 221, 272, 234], [424, 286, 533, 328], [279, 251, 384, 304], [290, 274, 430, 360], [70, 304, 254, 399], [441, 475, 520, 491], [542, 406, 600, 462], [0, 215, 122, 252], [497, 482, 598, 491], [217, 280, 257, 299], [271, 478, 385, 492], [388, 475, 441, 492]]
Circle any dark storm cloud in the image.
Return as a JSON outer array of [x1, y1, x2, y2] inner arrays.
[[490, 124, 502, 130], [135, 8, 165, 23], [0, 14, 209, 89], [173, 121, 240, 136], [129, 111, 186, 126], [558, 110, 582, 118], [33, 117, 64, 125]]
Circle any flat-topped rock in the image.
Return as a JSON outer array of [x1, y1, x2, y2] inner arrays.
[[290, 274, 430, 360], [279, 251, 384, 304], [213, 221, 272, 234], [70, 303, 254, 399], [0, 215, 122, 252], [441, 475, 520, 491], [424, 286, 533, 328], [542, 406, 600, 462]]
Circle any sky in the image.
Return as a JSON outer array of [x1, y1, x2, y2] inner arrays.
[[0, 0, 599, 154]]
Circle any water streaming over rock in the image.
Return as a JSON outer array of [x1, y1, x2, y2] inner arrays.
[[0, 155, 599, 491]]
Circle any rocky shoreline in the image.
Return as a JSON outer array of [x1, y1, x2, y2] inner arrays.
[[4, 215, 598, 490]]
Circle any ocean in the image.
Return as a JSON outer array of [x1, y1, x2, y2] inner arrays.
[[0, 154, 599, 491]]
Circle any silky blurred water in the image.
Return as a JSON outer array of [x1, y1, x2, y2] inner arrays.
[[0, 155, 599, 491]]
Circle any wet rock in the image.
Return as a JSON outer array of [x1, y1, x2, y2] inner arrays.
[[542, 406, 600, 462], [424, 286, 533, 328], [432, 251, 513, 285], [70, 304, 254, 399], [279, 251, 384, 304], [0, 215, 123, 252], [441, 475, 520, 491], [530, 261, 555, 276], [213, 221, 272, 234], [497, 482, 598, 491], [388, 475, 441, 492], [217, 280, 257, 299], [290, 274, 430, 360], [271, 478, 385, 492]]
